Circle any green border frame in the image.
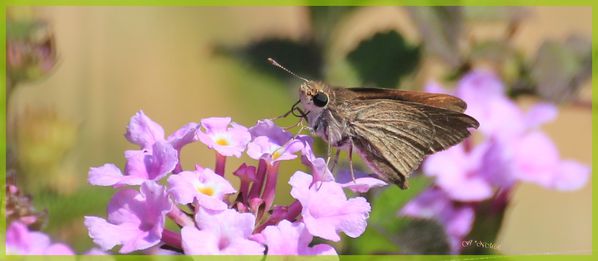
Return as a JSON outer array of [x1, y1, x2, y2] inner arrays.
[[1, 1, 595, 260]]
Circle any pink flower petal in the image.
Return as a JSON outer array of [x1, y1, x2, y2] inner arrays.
[[88, 164, 124, 186], [125, 111, 165, 149]]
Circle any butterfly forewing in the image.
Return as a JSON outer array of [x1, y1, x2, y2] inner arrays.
[[342, 87, 468, 113], [337, 97, 479, 189]]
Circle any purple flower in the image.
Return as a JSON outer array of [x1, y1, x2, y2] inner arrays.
[[167, 168, 236, 211], [300, 137, 334, 183], [336, 169, 388, 193], [89, 111, 199, 186], [289, 171, 371, 242], [181, 208, 264, 255], [197, 117, 252, 158], [502, 131, 590, 190], [6, 221, 74, 255], [84, 181, 172, 253], [124, 141, 178, 182], [167, 122, 200, 151], [125, 110, 166, 150], [254, 220, 337, 255], [167, 122, 200, 173], [400, 188, 474, 254], [89, 141, 177, 186], [424, 71, 589, 192], [423, 142, 494, 201], [247, 119, 305, 163]]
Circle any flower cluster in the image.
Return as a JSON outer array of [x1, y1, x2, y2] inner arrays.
[[399, 70, 590, 253], [84, 112, 383, 255]]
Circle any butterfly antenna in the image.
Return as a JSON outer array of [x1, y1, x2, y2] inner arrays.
[[267, 58, 310, 83]]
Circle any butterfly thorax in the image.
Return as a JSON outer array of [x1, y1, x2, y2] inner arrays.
[[299, 82, 352, 149]]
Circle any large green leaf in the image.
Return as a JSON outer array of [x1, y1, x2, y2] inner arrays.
[[346, 30, 421, 88]]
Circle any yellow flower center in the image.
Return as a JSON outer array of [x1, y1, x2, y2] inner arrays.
[[272, 150, 282, 160], [198, 186, 215, 196], [215, 138, 229, 146]]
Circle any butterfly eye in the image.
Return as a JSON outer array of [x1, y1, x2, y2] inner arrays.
[[313, 92, 328, 107]]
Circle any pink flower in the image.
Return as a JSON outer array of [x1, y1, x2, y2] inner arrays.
[[88, 140, 177, 186], [6, 221, 74, 255], [289, 171, 371, 242], [84, 181, 172, 253], [167, 168, 236, 211], [197, 117, 252, 158], [247, 119, 305, 163], [400, 188, 474, 254], [181, 208, 264, 255], [503, 131, 590, 190], [125, 111, 199, 152], [89, 111, 199, 186], [424, 71, 589, 192], [423, 142, 494, 201], [336, 169, 388, 193], [300, 137, 334, 183], [255, 220, 337, 255], [125, 110, 165, 150]]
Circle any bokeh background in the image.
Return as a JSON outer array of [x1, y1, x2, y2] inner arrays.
[[5, 6, 591, 254]]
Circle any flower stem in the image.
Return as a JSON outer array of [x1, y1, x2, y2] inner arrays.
[[167, 207, 194, 227], [261, 162, 280, 214], [286, 200, 302, 221], [215, 153, 226, 176], [248, 159, 267, 200], [161, 229, 182, 250], [239, 180, 250, 203]]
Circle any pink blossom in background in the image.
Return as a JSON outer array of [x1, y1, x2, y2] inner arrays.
[[423, 142, 494, 201], [399, 188, 474, 254], [6, 221, 75, 255], [409, 70, 590, 254]]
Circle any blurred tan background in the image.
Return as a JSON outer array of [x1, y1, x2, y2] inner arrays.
[[7, 6, 591, 254]]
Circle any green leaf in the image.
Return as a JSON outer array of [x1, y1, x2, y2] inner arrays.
[[407, 7, 463, 67], [346, 30, 421, 88]]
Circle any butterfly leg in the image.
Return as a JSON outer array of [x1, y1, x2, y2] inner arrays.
[[270, 100, 301, 120], [348, 138, 356, 183], [328, 148, 341, 174]]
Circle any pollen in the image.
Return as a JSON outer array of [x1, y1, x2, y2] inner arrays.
[[198, 186, 215, 196], [215, 138, 229, 146], [272, 150, 282, 160]]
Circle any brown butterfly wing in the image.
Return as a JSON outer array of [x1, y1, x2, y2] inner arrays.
[[341, 98, 479, 189], [343, 87, 468, 113]]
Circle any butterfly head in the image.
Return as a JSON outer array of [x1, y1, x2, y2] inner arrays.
[[299, 81, 332, 112]]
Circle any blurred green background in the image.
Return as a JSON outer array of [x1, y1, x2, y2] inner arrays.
[[6, 6, 591, 254]]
